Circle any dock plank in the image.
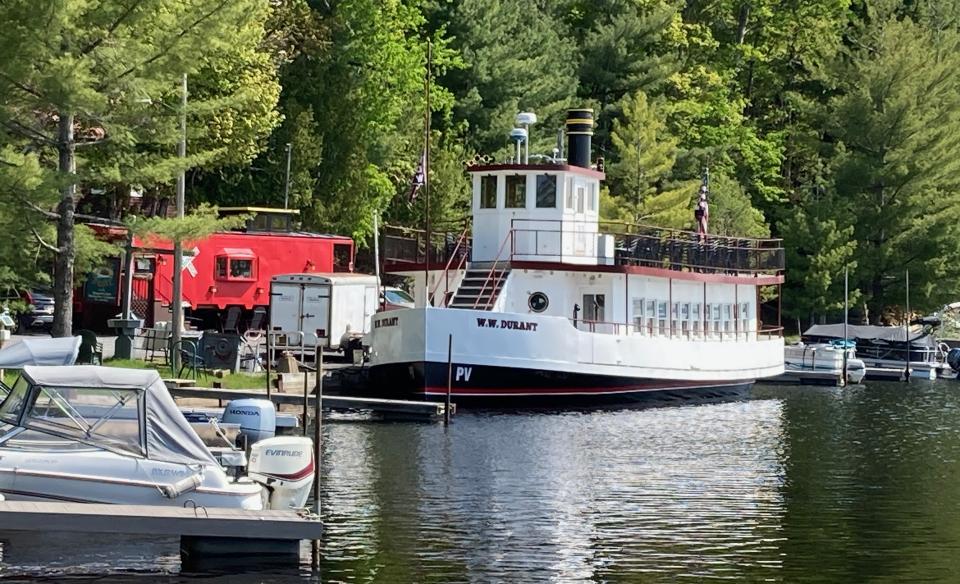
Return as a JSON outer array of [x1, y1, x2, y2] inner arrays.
[[0, 501, 323, 540], [167, 386, 451, 419]]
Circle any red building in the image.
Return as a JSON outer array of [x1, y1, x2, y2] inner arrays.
[[79, 208, 355, 331]]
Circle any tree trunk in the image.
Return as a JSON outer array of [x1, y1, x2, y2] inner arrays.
[[52, 112, 76, 338], [736, 4, 750, 45]]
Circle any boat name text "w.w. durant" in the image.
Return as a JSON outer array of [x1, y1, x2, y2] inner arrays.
[[476, 318, 538, 331]]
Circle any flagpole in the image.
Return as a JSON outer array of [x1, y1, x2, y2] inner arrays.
[[423, 40, 432, 307]]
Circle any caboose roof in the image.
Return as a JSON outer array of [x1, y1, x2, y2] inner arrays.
[[218, 206, 300, 215]]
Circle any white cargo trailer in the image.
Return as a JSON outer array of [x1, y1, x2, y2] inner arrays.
[[270, 273, 379, 350]]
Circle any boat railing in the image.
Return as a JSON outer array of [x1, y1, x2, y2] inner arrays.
[[382, 223, 471, 267], [474, 229, 514, 310], [510, 218, 784, 275], [428, 225, 470, 307], [573, 318, 783, 341]]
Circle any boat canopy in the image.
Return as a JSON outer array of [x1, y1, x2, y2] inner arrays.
[[0, 336, 80, 368], [1, 366, 219, 466], [803, 324, 935, 347]]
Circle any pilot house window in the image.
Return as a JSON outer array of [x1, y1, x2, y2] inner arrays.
[[480, 176, 497, 208], [505, 175, 526, 208], [536, 175, 557, 208]]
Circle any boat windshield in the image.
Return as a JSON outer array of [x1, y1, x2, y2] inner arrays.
[[0, 378, 144, 457]]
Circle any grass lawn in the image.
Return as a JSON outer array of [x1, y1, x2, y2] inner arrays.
[[103, 358, 276, 390]]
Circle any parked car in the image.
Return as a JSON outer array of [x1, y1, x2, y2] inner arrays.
[[21, 290, 54, 331], [382, 286, 415, 311], [0, 288, 54, 332]]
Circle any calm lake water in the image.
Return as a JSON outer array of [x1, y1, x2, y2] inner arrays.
[[3, 379, 960, 582]]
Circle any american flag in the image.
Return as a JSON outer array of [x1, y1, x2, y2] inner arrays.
[[408, 150, 426, 201]]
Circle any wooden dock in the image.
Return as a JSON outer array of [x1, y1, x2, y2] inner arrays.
[[767, 369, 845, 387], [167, 386, 452, 420], [864, 367, 937, 381], [0, 500, 323, 565]]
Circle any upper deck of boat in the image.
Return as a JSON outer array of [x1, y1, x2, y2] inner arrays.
[[382, 220, 785, 285]]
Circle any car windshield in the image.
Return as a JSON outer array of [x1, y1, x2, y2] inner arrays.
[[386, 289, 415, 303]]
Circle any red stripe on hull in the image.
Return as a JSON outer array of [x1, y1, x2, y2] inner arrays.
[[422, 380, 750, 396]]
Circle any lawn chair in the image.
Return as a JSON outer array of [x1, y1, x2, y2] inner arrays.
[[76, 330, 103, 365], [171, 339, 206, 381]]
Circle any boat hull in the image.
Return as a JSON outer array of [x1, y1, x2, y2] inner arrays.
[[367, 307, 781, 408], [0, 448, 264, 509], [368, 361, 754, 407]]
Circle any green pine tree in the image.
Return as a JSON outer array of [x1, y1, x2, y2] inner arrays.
[[0, 0, 281, 336]]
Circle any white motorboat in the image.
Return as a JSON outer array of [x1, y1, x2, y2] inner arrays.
[[0, 366, 314, 509], [782, 342, 866, 384], [804, 323, 950, 380], [0, 336, 80, 367]]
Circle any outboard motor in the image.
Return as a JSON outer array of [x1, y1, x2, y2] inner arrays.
[[247, 436, 314, 509], [221, 399, 276, 447], [947, 348, 960, 372]]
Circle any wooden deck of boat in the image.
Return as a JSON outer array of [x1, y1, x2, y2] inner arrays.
[[0, 500, 323, 540]]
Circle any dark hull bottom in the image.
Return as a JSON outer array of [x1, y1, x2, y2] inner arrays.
[[367, 362, 754, 409]]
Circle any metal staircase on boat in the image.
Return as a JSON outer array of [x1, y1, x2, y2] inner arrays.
[[448, 266, 510, 310]]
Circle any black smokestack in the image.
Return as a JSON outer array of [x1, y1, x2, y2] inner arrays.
[[566, 108, 594, 168]]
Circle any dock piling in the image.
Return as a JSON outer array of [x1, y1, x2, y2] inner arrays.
[[445, 334, 453, 426], [312, 348, 323, 570]]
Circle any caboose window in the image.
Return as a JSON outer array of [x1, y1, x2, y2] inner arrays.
[[215, 257, 228, 279], [231, 259, 254, 279], [215, 252, 257, 281]]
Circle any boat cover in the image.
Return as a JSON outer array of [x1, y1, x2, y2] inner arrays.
[[0, 336, 81, 368], [803, 324, 935, 347], [20, 365, 219, 467]]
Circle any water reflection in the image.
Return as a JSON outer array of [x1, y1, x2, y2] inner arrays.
[[320, 400, 787, 582]]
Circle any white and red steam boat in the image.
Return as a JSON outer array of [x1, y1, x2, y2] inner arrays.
[[366, 109, 785, 406]]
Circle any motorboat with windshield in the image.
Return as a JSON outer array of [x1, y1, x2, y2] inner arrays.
[[0, 366, 314, 509]]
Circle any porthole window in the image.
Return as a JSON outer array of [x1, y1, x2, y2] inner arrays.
[[528, 292, 549, 313]]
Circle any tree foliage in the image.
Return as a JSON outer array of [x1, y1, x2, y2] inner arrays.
[[0, 0, 280, 335], [5, 0, 960, 326]]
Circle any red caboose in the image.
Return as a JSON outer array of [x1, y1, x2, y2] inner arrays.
[[78, 208, 355, 331]]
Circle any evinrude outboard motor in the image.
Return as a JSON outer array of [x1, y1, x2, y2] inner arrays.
[[221, 398, 276, 447], [947, 348, 960, 372], [247, 436, 314, 509]]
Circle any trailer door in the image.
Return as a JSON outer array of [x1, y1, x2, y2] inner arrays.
[[300, 282, 331, 347], [270, 280, 302, 342]]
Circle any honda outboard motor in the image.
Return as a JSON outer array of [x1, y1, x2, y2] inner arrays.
[[221, 399, 276, 447], [247, 436, 314, 509], [948, 348, 960, 372]]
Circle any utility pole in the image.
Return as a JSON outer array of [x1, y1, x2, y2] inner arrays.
[[283, 142, 292, 209], [171, 73, 187, 373], [423, 41, 432, 307]]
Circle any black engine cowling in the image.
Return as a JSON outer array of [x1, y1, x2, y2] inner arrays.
[[947, 348, 960, 372]]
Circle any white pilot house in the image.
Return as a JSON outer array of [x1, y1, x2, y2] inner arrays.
[[368, 109, 785, 405]]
